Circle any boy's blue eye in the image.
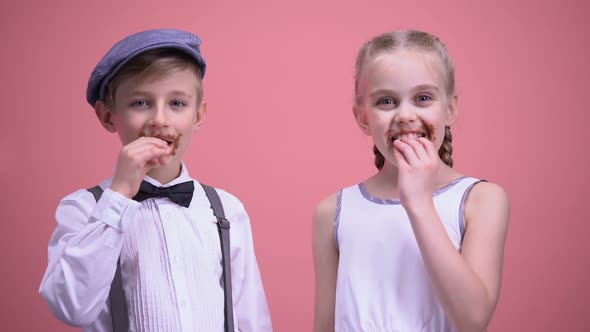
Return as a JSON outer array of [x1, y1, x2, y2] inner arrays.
[[171, 100, 186, 107]]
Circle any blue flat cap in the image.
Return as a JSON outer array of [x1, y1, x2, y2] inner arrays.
[[86, 28, 206, 107]]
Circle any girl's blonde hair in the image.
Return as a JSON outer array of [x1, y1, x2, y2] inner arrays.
[[354, 30, 455, 169]]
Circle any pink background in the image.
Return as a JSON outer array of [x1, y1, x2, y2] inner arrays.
[[1, 0, 589, 331]]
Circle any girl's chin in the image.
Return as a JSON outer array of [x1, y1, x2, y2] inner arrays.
[[383, 160, 400, 170]]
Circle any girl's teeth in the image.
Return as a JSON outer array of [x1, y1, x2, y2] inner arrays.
[[395, 133, 422, 140]]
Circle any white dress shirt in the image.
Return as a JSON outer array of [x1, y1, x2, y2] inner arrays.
[[39, 163, 272, 332]]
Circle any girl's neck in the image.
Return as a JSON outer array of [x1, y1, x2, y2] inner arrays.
[[146, 161, 182, 185], [365, 161, 461, 200]]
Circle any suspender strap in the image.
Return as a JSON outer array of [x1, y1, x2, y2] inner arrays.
[[87, 185, 129, 332], [109, 259, 128, 332], [87, 185, 104, 204], [87, 183, 234, 332], [201, 183, 235, 332]]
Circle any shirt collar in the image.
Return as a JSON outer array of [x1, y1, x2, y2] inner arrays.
[[144, 161, 192, 187]]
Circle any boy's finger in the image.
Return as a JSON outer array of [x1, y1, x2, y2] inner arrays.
[[146, 158, 161, 168], [133, 136, 170, 149], [132, 146, 172, 165], [124, 145, 171, 163]]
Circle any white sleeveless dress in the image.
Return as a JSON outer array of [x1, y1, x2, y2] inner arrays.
[[334, 177, 482, 332]]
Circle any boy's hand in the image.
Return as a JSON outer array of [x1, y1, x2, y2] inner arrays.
[[392, 137, 439, 210], [110, 137, 172, 199]]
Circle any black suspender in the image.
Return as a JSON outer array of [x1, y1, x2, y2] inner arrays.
[[87, 183, 234, 332], [201, 184, 235, 332], [88, 185, 129, 331]]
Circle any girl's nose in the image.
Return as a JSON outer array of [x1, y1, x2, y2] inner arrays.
[[395, 103, 417, 123]]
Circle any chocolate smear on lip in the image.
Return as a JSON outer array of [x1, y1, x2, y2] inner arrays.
[[169, 134, 182, 156], [138, 129, 182, 156], [423, 122, 435, 142], [386, 122, 436, 144]]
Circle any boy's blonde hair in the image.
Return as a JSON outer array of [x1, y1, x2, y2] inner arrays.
[[105, 48, 204, 107], [354, 30, 455, 169]]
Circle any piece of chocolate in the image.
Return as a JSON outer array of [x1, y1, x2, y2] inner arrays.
[[137, 128, 182, 156]]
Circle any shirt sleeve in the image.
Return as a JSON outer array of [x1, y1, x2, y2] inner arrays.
[[39, 187, 138, 327], [229, 204, 273, 332]]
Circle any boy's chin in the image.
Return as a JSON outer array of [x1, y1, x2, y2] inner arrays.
[[161, 154, 181, 165], [150, 155, 180, 167], [147, 159, 183, 178]]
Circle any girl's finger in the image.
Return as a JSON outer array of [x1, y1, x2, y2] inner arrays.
[[418, 137, 438, 160], [393, 141, 411, 168], [393, 139, 420, 166], [403, 138, 429, 161]]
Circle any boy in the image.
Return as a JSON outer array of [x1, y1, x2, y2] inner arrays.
[[39, 29, 272, 332]]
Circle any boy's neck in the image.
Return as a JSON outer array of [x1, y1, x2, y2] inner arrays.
[[146, 161, 183, 185]]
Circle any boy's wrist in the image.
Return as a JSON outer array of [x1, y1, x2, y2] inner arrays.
[[95, 188, 140, 233], [109, 181, 136, 199]]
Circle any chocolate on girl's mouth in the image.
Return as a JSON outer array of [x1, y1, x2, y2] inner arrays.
[[386, 122, 436, 144]]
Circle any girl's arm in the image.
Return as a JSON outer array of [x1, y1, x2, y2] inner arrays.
[[312, 193, 339, 332], [395, 138, 510, 332], [406, 182, 509, 332]]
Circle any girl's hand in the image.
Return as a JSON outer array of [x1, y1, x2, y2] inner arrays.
[[392, 137, 439, 210], [110, 137, 172, 198]]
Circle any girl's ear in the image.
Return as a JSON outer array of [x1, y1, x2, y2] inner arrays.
[[193, 101, 207, 133], [445, 95, 458, 126], [95, 101, 117, 133], [353, 105, 371, 136]]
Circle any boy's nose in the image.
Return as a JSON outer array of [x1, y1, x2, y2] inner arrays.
[[150, 106, 170, 128]]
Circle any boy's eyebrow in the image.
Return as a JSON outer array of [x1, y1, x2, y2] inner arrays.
[[168, 90, 194, 98], [124, 90, 194, 98]]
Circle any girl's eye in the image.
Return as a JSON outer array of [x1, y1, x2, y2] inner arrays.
[[376, 97, 396, 106], [131, 100, 148, 107]]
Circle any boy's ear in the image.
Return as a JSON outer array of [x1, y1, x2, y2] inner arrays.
[[95, 101, 117, 133], [445, 95, 459, 126], [353, 105, 371, 136], [193, 101, 207, 132]]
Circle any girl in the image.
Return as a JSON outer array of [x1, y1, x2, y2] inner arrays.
[[313, 30, 510, 332]]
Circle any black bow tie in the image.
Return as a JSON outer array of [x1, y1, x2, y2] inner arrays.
[[133, 180, 194, 208]]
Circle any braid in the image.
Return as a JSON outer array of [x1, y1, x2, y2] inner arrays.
[[355, 30, 458, 171], [438, 126, 453, 167], [373, 145, 385, 170]]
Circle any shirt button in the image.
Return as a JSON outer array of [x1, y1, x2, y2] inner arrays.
[[173, 256, 181, 264], [180, 299, 187, 307]]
